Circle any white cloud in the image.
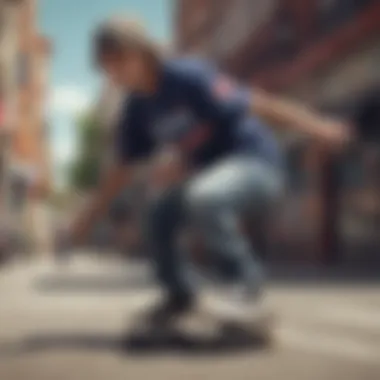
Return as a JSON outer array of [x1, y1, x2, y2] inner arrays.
[[49, 85, 92, 115]]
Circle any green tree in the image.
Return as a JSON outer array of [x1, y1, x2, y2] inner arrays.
[[69, 113, 104, 191]]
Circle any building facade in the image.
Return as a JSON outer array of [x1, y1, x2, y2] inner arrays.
[[176, 0, 380, 95], [0, 0, 21, 207], [0, 0, 52, 254], [11, 0, 51, 196], [175, 0, 380, 264]]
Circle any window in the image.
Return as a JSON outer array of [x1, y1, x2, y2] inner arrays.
[[318, 0, 373, 34], [17, 53, 29, 87], [10, 173, 28, 211], [275, 10, 295, 46], [212, 0, 275, 60]]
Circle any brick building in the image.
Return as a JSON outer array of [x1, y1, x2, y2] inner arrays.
[[0, 0, 21, 201], [175, 0, 380, 264], [0, 0, 52, 253], [175, 0, 380, 94], [11, 0, 51, 196]]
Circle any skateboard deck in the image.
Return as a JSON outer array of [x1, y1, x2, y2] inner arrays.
[[125, 296, 276, 350], [183, 296, 275, 341]]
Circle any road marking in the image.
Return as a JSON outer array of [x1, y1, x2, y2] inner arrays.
[[277, 326, 380, 363]]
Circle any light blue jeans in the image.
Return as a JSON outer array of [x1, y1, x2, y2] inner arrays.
[[144, 155, 284, 299]]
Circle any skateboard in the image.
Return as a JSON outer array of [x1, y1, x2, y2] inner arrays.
[[182, 296, 276, 344], [125, 296, 276, 350]]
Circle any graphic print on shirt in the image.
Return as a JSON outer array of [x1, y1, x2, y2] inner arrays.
[[153, 106, 212, 154], [212, 74, 236, 101]]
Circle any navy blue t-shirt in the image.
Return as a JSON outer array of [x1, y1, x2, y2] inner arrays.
[[115, 58, 282, 168]]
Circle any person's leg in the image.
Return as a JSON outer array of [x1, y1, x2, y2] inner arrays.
[[185, 156, 283, 296], [143, 187, 194, 321]]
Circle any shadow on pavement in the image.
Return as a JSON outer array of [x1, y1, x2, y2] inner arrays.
[[33, 270, 380, 295], [33, 274, 154, 293], [0, 331, 269, 358]]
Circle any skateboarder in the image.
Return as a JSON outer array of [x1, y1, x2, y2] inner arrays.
[[69, 17, 350, 326]]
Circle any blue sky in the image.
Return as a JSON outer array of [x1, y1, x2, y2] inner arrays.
[[38, 0, 172, 188]]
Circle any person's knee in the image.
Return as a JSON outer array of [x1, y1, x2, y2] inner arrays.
[[185, 181, 224, 225]]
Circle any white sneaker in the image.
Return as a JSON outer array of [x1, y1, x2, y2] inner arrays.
[[206, 285, 269, 324]]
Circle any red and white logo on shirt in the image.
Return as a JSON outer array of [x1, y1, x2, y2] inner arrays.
[[212, 75, 235, 100]]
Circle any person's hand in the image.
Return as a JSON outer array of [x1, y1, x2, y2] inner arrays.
[[149, 146, 187, 192], [317, 120, 354, 151]]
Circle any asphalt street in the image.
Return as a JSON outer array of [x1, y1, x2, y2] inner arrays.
[[0, 256, 379, 380]]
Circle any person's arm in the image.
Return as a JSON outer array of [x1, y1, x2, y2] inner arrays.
[[148, 144, 188, 194], [70, 96, 151, 245], [181, 60, 350, 146], [250, 88, 350, 145], [71, 164, 133, 245]]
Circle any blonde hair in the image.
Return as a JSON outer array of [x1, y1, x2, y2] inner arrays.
[[93, 15, 160, 65]]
